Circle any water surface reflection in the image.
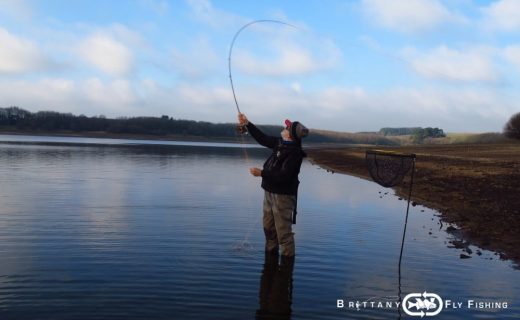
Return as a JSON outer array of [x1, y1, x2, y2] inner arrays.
[[256, 253, 295, 320], [0, 140, 518, 319]]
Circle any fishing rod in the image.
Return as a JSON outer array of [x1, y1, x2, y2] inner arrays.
[[228, 19, 298, 133], [227, 20, 299, 253]]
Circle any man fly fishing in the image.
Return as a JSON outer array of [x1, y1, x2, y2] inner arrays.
[[238, 113, 308, 257]]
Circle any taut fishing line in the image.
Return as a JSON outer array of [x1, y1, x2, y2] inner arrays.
[[229, 19, 299, 254]]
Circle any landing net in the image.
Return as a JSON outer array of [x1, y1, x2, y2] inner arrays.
[[365, 149, 417, 317], [365, 150, 415, 188]]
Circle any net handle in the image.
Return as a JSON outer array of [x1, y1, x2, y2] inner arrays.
[[398, 157, 415, 311]]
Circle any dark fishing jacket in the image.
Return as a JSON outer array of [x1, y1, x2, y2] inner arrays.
[[246, 122, 306, 196]]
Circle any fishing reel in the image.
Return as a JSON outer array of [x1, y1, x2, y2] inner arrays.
[[236, 124, 248, 135]]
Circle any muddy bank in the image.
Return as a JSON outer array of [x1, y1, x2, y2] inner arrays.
[[306, 143, 520, 267]]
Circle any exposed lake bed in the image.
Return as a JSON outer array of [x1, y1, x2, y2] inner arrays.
[[307, 143, 520, 268]]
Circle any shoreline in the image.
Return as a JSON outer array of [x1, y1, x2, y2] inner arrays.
[[0, 130, 357, 148], [306, 143, 520, 268]]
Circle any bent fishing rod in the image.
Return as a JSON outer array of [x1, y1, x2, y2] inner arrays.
[[228, 19, 298, 133]]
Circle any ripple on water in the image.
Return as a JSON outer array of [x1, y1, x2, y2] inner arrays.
[[0, 142, 519, 320]]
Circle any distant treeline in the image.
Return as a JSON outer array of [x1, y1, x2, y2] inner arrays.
[[379, 126, 446, 143], [379, 127, 422, 136], [379, 127, 445, 137], [0, 106, 241, 136], [412, 127, 446, 139], [0, 106, 397, 145]]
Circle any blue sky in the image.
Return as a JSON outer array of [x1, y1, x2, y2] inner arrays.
[[1, 0, 519, 132]]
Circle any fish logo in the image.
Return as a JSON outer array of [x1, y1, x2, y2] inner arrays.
[[403, 292, 443, 317], [408, 298, 437, 310]]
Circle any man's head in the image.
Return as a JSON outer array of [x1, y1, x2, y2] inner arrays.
[[282, 119, 309, 141]]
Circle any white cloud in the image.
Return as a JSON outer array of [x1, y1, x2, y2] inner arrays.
[[233, 32, 342, 77], [78, 34, 134, 77], [185, 1, 342, 78], [0, 0, 514, 134], [504, 45, 520, 71], [213, 83, 514, 133], [361, 0, 467, 32], [186, 0, 243, 28], [300, 86, 513, 132], [291, 82, 301, 93], [236, 46, 320, 76], [403, 45, 499, 83], [170, 36, 220, 79], [81, 78, 138, 109], [0, 78, 141, 116], [0, 78, 75, 109], [481, 0, 520, 31], [0, 0, 32, 21], [0, 76, 516, 133], [0, 27, 55, 74], [138, 0, 170, 16]]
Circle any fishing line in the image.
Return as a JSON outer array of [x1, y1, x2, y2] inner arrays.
[[228, 19, 299, 253], [232, 213, 262, 255]]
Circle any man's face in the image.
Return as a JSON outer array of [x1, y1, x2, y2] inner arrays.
[[281, 128, 292, 141]]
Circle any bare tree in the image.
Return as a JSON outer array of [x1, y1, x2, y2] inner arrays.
[[504, 112, 520, 139]]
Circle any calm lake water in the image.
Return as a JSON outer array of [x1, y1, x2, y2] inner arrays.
[[0, 135, 518, 319]]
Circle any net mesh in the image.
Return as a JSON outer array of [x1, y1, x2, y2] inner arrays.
[[366, 150, 416, 188]]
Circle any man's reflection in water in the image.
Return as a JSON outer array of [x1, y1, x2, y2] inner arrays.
[[256, 252, 294, 320]]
